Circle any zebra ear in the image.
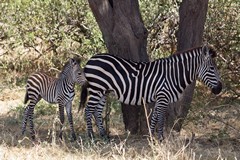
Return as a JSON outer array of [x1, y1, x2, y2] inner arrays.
[[202, 44, 210, 58], [202, 44, 216, 58], [71, 57, 81, 65], [74, 57, 81, 64], [209, 46, 217, 58], [70, 57, 81, 65], [69, 58, 77, 66]]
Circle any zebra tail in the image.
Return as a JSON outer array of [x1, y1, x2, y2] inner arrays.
[[24, 91, 29, 104], [78, 82, 88, 113]]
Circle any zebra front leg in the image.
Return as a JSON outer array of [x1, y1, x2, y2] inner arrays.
[[150, 97, 169, 141], [157, 105, 168, 141], [58, 103, 65, 140], [23, 96, 40, 140], [65, 101, 76, 141], [150, 107, 159, 137]]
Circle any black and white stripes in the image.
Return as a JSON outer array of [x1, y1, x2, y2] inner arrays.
[[22, 57, 86, 141], [80, 45, 222, 140]]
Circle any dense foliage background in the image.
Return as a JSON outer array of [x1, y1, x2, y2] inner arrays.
[[0, 0, 239, 139]]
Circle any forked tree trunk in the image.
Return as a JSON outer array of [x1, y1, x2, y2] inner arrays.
[[88, 0, 150, 134], [88, 0, 209, 137], [166, 0, 209, 133]]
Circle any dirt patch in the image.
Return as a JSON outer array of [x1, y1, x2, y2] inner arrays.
[[0, 87, 25, 115]]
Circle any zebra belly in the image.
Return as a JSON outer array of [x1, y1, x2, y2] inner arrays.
[[115, 89, 155, 106], [40, 88, 58, 104], [89, 77, 156, 106], [41, 94, 58, 104], [116, 95, 154, 106]]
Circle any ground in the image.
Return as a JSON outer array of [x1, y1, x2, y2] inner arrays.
[[0, 86, 239, 159]]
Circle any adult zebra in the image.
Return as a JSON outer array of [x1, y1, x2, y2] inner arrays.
[[80, 45, 222, 140], [22, 57, 86, 141]]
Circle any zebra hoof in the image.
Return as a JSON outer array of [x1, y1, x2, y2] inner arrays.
[[101, 135, 110, 142], [31, 135, 36, 141], [87, 132, 95, 141], [158, 135, 164, 142], [59, 132, 63, 140], [71, 133, 77, 142]]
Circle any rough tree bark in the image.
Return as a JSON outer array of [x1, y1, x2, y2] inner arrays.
[[88, 0, 150, 134], [166, 0, 209, 133], [88, 0, 209, 136]]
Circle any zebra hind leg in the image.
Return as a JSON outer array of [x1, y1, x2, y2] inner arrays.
[[94, 109, 107, 139], [22, 90, 31, 136], [22, 99, 39, 140], [28, 102, 38, 140], [93, 96, 109, 140], [21, 106, 29, 135]]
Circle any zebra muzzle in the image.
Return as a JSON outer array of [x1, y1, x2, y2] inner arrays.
[[211, 81, 222, 95]]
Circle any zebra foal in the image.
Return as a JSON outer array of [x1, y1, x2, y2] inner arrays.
[[80, 44, 222, 140], [22, 57, 86, 141]]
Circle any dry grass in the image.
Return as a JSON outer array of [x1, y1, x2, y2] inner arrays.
[[0, 130, 238, 160], [0, 87, 239, 160]]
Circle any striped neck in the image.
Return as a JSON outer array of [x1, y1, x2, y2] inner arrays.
[[59, 60, 72, 79], [166, 47, 203, 90], [61, 77, 75, 91]]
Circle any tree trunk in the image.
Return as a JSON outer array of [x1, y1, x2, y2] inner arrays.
[[166, 0, 209, 133], [88, 0, 150, 135]]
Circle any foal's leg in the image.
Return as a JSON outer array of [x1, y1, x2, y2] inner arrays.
[[22, 106, 29, 135], [65, 101, 76, 141], [22, 98, 40, 140], [58, 103, 65, 140]]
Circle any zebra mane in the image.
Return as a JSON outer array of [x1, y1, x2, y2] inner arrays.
[[58, 57, 81, 78], [172, 45, 217, 57], [96, 45, 217, 65], [173, 46, 202, 55]]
